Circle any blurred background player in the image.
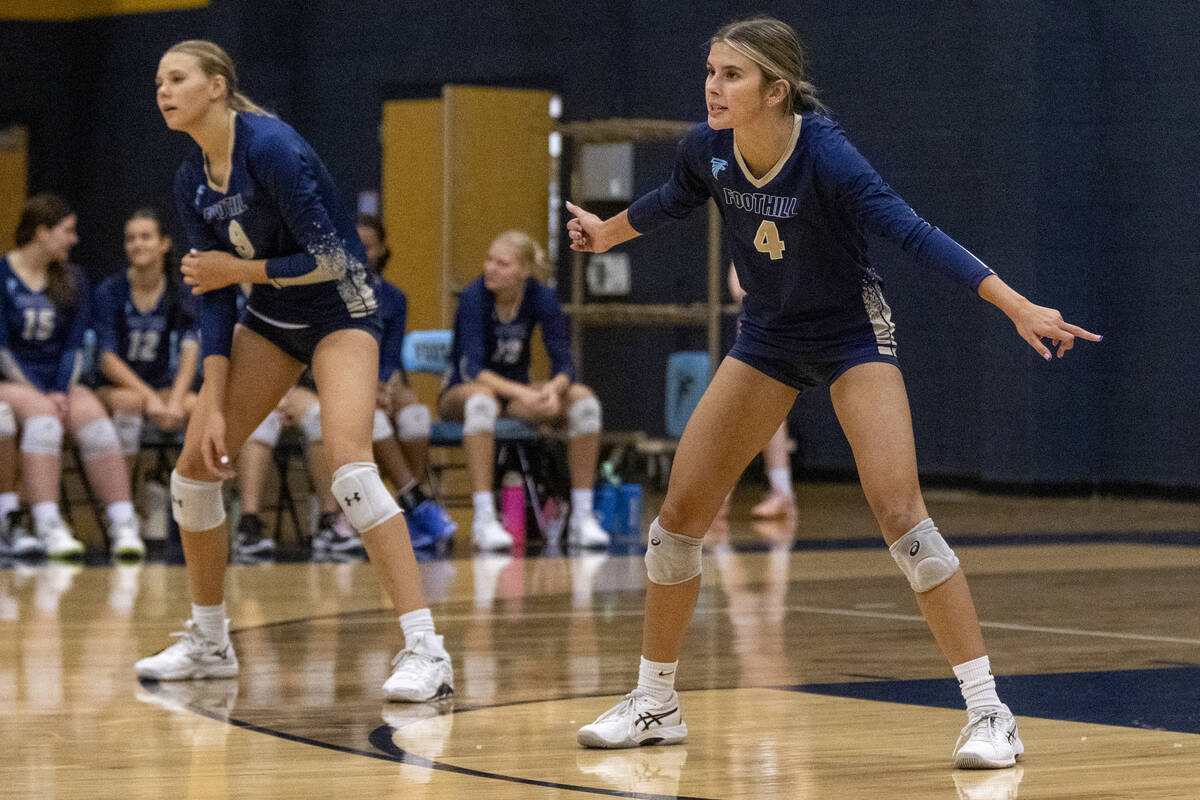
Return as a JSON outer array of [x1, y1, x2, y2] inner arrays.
[[92, 207, 199, 538], [438, 230, 607, 551], [0, 193, 143, 560]]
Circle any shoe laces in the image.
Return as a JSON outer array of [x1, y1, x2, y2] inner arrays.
[[391, 643, 444, 680], [596, 689, 662, 722], [954, 706, 1010, 754]]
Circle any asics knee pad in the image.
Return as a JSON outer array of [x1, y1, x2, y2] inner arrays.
[[170, 469, 227, 531], [21, 415, 63, 455], [394, 404, 431, 441], [372, 408, 395, 442], [76, 417, 121, 461], [567, 395, 601, 437], [112, 411, 144, 456], [644, 517, 703, 586], [249, 410, 283, 447], [299, 402, 322, 442], [889, 518, 960, 592], [331, 462, 401, 532], [463, 393, 498, 435], [0, 401, 14, 439]]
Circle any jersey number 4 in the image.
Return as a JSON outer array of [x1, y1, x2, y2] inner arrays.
[[753, 220, 786, 261]]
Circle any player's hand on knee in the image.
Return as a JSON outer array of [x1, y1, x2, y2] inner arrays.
[[198, 409, 235, 479]]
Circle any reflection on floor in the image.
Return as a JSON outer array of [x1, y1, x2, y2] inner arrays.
[[2, 482, 1200, 799]]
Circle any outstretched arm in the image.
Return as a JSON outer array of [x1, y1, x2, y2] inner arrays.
[[977, 274, 1102, 360], [565, 202, 641, 253]]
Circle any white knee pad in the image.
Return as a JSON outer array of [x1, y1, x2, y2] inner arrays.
[[889, 518, 960, 592], [21, 415, 63, 455], [0, 401, 14, 439], [249, 410, 283, 447], [567, 395, 601, 437], [169, 469, 227, 531], [112, 411, 144, 456], [372, 408, 395, 442], [299, 403, 322, 442], [463, 393, 499, 435], [394, 403, 431, 441], [644, 517, 703, 586], [76, 417, 121, 461], [331, 462, 401, 532]]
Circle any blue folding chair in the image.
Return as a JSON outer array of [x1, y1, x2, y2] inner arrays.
[[635, 351, 712, 486]]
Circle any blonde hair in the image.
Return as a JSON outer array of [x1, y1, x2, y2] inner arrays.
[[712, 17, 824, 115], [165, 40, 273, 116], [494, 230, 548, 280]]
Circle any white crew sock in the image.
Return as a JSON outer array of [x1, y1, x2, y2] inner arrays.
[[32, 501, 62, 527], [191, 603, 228, 645], [571, 488, 593, 521], [0, 492, 19, 519], [954, 655, 1002, 711], [636, 655, 678, 703], [399, 607, 437, 648], [106, 501, 136, 524], [473, 491, 496, 525], [768, 468, 793, 496]]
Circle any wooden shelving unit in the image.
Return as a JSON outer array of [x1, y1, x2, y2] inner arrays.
[[558, 118, 734, 373]]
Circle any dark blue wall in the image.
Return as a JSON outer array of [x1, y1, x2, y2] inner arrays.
[[2, 1, 1196, 491]]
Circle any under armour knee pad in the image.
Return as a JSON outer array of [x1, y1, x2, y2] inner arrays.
[[331, 462, 401, 532], [249, 410, 283, 447], [0, 402, 14, 439], [463, 393, 499, 435], [644, 517, 703, 586], [372, 408, 394, 442], [170, 469, 227, 531], [21, 415, 63, 455], [76, 417, 121, 461], [299, 402, 322, 442], [394, 404, 431, 441], [567, 395, 601, 437], [889, 518, 960, 592], [112, 411, 144, 456]]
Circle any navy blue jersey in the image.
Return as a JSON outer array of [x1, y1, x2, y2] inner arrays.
[[0, 256, 89, 392], [375, 276, 408, 384], [173, 112, 376, 359], [92, 273, 198, 390], [628, 114, 993, 348], [445, 276, 574, 388]]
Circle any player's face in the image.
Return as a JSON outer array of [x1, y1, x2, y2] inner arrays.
[[38, 215, 78, 263], [156, 52, 221, 131], [705, 42, 773, 130], [483, 239, 527, 295], [125, 218, 169, 271], [357, 225, 387, 272]]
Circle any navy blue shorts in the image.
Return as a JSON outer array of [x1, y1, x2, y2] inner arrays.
[[728, 318, 900, 392], [241, 307, 382, 366]]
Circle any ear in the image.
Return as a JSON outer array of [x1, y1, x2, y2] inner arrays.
[[208, 73, 227, 102], [767, 78, 790, 108]]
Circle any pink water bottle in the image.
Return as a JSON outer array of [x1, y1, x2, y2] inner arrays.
[[500, 472, 526, 546]]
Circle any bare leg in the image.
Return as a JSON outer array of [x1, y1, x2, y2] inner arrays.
[[643, 358, 799, 662], [175, 326, 305, 606], [374, 435, 416, 490], [69, 386, 133, 504], [829, 361, 985, 665], [439, 383, 497, 494], [313, 330, 426, 614], [564, 385, 599, 490], [236, 439, 273, 515]]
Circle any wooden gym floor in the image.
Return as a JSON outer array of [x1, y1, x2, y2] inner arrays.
[[2, 482, 1199, 799]]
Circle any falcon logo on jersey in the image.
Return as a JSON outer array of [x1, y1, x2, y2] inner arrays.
[[711, 157, 728, 179]]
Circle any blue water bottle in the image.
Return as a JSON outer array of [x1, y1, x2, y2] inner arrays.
[[619, 483, 643, 540], [594, 461, 621, 533]]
